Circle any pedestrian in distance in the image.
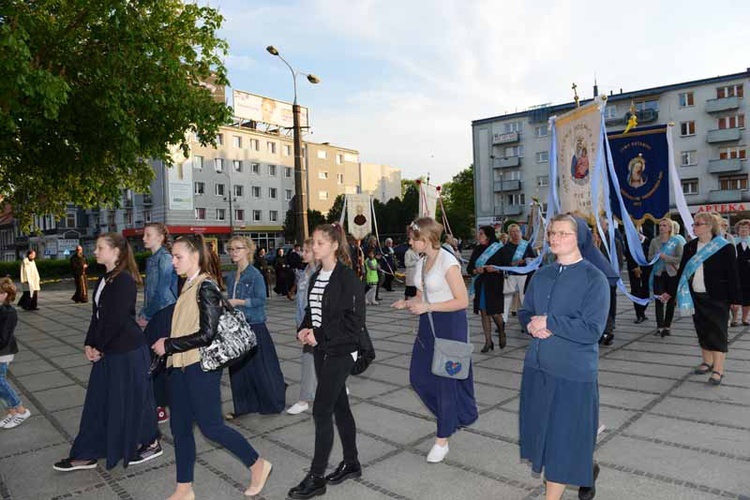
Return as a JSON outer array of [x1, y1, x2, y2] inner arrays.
[[70, 245, 89, 303], [365, 247, 381, 305], [466, 226, 505, 352], [648, 218, 685, 337], [151, 233, 272, 499], [54, 233, 161, 472], [403, 245, 420, 299], [734, 219, 750, 325], [19, 249, 40, 311], [0, 278, 31, 429]]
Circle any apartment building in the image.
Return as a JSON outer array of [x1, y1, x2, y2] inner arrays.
[[360, 163, 402, 202], [306, 142, 360, 214], [472, 68, 750, 227]]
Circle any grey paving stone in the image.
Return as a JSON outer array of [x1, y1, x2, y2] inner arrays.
[[671, 381, 750, 405], [352, 402, 434, 444], [598, 359, 686, 379], [5, 358, 56, 377], [32, 384, 87, 412], [0, 415, 66, 457], [598, 370, 677, 393], [599, 386, 660, 410], [371, 387, 434, 418], [15, 370, 77, 392], [650, 396, 750, 429], [588, 465, 719, 500]]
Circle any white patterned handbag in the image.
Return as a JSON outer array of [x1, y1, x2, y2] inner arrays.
[[199, 284, 257, 372]]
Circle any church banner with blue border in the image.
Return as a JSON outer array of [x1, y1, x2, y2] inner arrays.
[[607, 124, 670, 223]]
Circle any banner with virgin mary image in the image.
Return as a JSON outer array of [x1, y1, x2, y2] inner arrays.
[[347, 193, 372, 241], [607, 125, 669, 223]]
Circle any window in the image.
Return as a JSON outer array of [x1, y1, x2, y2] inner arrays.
[[604, 105, 618, 119], [252, 210, 262, 222], [268, 187, 277, 199], [64, 211, 76, 228], [235, 209, 245, 221], [215, 183, 225, 196], [216, 208, 226, 221], [193, 156, 204, 170], [234, 185, 244, 197], [285, 189, 293, 201], [214, 158, 224, 172], [681, 178, 698, 195], [195, 208, 206, 220], [507, 193, 525, 206], [319, 190, 329, 200], [251, 162, 260, 174], [250, 139, 260, 151], [267, 141, 276, 154], [233, 160, 242, 172], [505, 170, 521, 181], [268, 164, 277, 176], [125, 211, 133, 226], [537, 175, 549, 187], [534, 125, 549, 137], [678, 92, 694, 107], [535, 151, 549, 163], [719, 174, 748, 191], [504, 121, 522, 133], [504, 145, 524, 157], [717, 84, 744, 99], [317, 150, 327, 159], [336, 154, 343, 165], [680, 151, 697, 166], [143, 210, 152, 223], [635, 99, 659, 113], [284, 167, 292, 178], [337, 173, 344, 184], [269, 210, 278, 222], [717, 114, 745, 130], [284, 144, 292, 156], [680, 121, 696, 136], [318, 171, 329, 179], [216, 134, 223, 145], [252, 186, 261, 198], [194, 182, 205, 195], [719, 146, 747, 159], [233, 135, 242, 148]]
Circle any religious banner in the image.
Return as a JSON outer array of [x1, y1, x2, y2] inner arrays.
[[607, 125, 669, 223], [419, 182, 439, 218], [555, 99, 605, 220], [347, 194, 372, 241]]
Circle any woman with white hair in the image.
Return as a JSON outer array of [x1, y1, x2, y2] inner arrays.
[[648, 218, 685, 337]]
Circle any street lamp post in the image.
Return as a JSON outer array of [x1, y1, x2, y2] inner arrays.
[[266, 45, 320, 244]]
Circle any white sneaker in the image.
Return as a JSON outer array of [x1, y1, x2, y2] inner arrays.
[[0, 413, 15, 428], [426, 443, 449, 463], [3, 409, 31, 429], [286, 402, 310, 415]]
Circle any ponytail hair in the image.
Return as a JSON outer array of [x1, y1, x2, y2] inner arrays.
[[314, 223, 351, 268], [174, 233, 211, 276], [145, 222, 172, 252], [98, 233, 142, 284]]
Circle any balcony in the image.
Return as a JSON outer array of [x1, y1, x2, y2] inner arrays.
[[707, 128, 742, 143], [492, 156, 521, 169], [708, 158, 743, 174], [705, 96, 741, 114], [708, 189, 745, 203], [493, 180, 522, 192], [494, 204, 524, 217], [142, 194, 153, 205], [492, 131, 519, 145]]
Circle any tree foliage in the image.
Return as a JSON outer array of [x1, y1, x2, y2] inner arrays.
[[0, 0, 232, 229], [282, 209, 326, 242], [439, 165, 475, 239]]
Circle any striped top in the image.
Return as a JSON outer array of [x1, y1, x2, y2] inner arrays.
[[309, 269, 333, 328]]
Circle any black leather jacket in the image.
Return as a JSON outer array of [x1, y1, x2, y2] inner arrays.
[[0, 304, 18, 356], [164, 280, 223, 354], [300, 262, 365, 356]]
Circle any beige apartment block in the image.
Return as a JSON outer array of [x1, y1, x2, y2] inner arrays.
[[306, 142, 360, 214], [360, 163, 402, 202]]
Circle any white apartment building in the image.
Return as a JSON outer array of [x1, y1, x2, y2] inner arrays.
[[360, 163, 402, 203]]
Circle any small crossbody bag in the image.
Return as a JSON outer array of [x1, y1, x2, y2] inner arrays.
[[422, 255, 473, 380]]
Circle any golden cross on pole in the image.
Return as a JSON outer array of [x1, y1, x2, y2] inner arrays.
[[572, 83, 580, 108]]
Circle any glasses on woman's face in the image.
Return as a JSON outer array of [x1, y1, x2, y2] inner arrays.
[[228, 246, 246, 252], [693, 222, 708, 227], [547, 231, 576, 239]]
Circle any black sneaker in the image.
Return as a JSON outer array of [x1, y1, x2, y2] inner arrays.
[[578, 462, 600, 500], [130, 442, 163, 465], [53, 458, 97, 472]]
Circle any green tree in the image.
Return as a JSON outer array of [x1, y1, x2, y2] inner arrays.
[[440, 166, 475, 239], [283, 209, 327, 242], [0, 1, 231, 229], [325, 194, 346, 223]]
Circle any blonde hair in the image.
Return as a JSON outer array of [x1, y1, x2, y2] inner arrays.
[[694, 212, 720, 236], [658, 217, 674, 235], [671, 220, 680, 236], [407, 217, 443, 249], [0, 277, 17, 304], [228, 236, 256, 264], [736, 219, 750, 230]]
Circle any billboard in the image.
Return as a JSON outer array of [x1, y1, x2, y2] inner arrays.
[[167, 146, 194, 211], [232, 90, 309, 129]]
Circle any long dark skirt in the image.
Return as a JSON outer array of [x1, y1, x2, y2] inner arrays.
[[692, 292, 729, 352], [410, 310, 478, 438], [519, 367, 598, 487], [69, 344, 158, 469], [72, 275, 88, 302], [143, 304, 175, 407], [228, 322, 286, 415]]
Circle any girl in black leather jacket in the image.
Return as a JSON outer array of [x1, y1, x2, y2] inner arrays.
[[289, 224, 365, 499], [151, 234, 272, 500]]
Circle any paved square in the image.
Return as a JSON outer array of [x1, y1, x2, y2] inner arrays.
[[1, 282, 749, 499]]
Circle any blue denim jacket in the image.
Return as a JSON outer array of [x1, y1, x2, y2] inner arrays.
[[139, 246, 178, 321], [225, 264, 267, 324]]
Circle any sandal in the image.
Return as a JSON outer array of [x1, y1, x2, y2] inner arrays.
[[693, 362, 713, 375], [708, 371, 724, 385]]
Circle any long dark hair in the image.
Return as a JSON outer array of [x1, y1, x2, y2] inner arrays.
[[99, 233, 142, 284], [478, 225, 498, 245], [145, 222, 172, 252], [174, 233, 211, 277], [314, 223, 351, 268]]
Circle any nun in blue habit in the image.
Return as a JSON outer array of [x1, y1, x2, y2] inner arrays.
[[518, 214, 610, 499]]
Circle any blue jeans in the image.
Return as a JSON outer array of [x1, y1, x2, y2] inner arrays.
[[0, 363, 22, 409]]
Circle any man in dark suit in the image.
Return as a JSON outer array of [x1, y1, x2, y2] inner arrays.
[[625, 226, 651, 323]]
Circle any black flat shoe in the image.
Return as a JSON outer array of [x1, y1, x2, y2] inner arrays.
[[634, 316, 646, 324], [481, 342, 494, 353], [578, 462, 600, 500], [288, 472, 327, 499], [325, 461, 362, 485], [661, 328, 671, 337], [600, 333, 614, 346]]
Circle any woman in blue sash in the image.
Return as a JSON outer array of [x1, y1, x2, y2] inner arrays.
[[648, 218, 685, 337], [466, 226, 505, 352], [735, 220, 750, 325], [670, 212, 740, 385], [497, 224, 536, 328]]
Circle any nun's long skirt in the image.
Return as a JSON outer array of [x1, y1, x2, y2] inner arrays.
[[410, 310, 478, 438], [519, 366, 598, 487], [228, 322, 286, 415], [69, 344, 158, 469]]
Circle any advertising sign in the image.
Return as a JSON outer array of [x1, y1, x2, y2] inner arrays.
[[232, 90, 309, 129]]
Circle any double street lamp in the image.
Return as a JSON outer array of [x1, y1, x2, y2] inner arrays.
[[266, 45, 320, 244]]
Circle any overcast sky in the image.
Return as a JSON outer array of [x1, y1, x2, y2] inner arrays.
[[210, 0, 749, 184]]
